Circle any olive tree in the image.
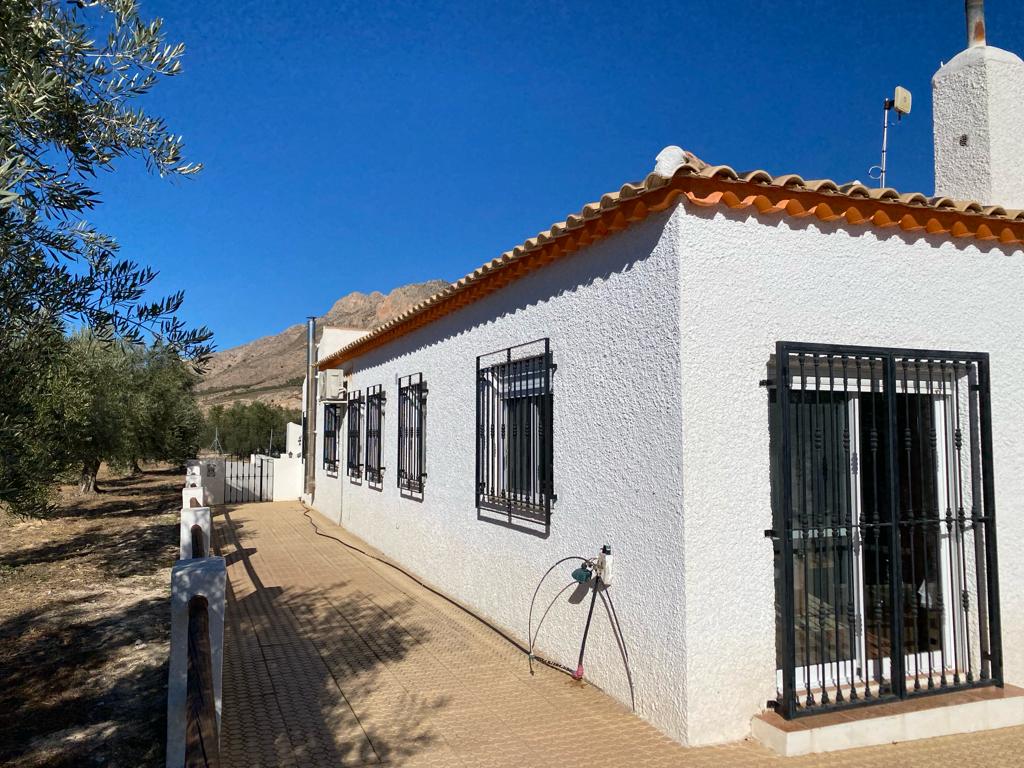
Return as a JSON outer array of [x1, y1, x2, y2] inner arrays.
[[1, 0, 212, 513]]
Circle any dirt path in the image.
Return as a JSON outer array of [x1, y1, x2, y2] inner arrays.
[[0, 468, 182, 768]]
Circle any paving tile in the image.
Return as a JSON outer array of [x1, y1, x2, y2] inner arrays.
[[216, 502, 1024, 767]]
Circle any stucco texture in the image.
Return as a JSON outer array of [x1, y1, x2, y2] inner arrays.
[[933, 45, 1024, 209], [676, 203, 1024, 744], [315, 210, 691, 743], [311, 198, 1024, 748]]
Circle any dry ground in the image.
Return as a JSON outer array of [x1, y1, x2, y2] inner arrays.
[[0, 467, 181, 767]]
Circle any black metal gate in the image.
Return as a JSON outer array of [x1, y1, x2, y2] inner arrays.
[[770, 342, 1002, 718], [224, 458, 274, 504]]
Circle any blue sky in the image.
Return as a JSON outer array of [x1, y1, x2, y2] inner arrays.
[[89, 1, 1023, 349]]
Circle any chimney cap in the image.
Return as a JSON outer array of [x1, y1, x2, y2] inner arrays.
[[966, 0, 986, 48]]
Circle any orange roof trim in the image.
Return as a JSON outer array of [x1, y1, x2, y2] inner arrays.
[[320, 148, 1024, 370]]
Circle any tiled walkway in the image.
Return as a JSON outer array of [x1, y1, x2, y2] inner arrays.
[[215, 502, 1024, 767]]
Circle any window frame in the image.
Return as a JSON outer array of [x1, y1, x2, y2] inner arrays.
[[475, 339, 556, 525], [365, 384, 386, 484], [346, 390, 362, 479], [323, 403, 339, 473], [397, 373, 427, 493]]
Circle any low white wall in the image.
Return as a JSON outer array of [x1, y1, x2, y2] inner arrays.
[[165, 557, 226, 768], [272, 456, 304, 501], [323, 211, 690, 743], [179, 507, 212, 559], [198, 459, 225, 506]]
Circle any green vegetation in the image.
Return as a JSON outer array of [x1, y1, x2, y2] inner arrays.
[[63, 334, 204, 493], [2, 332, 205, 505], [1, 1, 210, 513], [202, 402, 301, 459]]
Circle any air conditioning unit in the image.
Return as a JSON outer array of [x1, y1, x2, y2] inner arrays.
[[319, 368, 346, 401]]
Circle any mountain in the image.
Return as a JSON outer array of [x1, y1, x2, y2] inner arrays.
[[197, 280, 448, 410]]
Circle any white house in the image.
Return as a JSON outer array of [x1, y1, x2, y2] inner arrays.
[[305, 11, 1024, 751]]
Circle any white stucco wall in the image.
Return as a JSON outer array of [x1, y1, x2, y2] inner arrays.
[[285, 422, 302, 458], [320, 327, 367, 358], [311, 197, 1023, 747], [313, 397, 343, 524], [308, 327, 367, 520], [271, 456, 304, 501], [675, 203, 1024, 744], [933, 44, 1024, 208], [321, 210, 691, 743]]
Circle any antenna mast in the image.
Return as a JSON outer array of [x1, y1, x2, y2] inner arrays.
[[210, 426, 224, 456], [869, 87, 912, 188]]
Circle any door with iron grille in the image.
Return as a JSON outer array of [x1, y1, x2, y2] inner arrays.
[[770, 342, 1002, 718]]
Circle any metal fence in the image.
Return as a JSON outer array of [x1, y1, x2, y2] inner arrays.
[[769, 342, 1002, 718], [397, 373, 427, 493], [475, 338, 556, 525], [223, 458, 274, 504]]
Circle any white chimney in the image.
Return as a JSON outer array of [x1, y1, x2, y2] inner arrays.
[[932, 1, 1024, 208]]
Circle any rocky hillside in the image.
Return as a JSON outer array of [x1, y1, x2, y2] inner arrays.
[[197, 280, 448, 410]]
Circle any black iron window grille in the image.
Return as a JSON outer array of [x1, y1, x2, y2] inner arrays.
[[397, 373, 427, 493], [768, 342, 1002, 719], [323, 403, 339, 473], [365, 384, 386, 484], [476, 339, 556, 524], [346, 391, 362, 479]]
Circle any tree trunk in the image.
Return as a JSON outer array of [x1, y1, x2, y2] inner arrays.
[[131, 459, 143, 475], [79, 458, 101, 494]]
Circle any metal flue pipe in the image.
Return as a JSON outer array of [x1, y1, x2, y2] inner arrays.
[[303, 317, 317, 496], [966, 0, 986, 48]]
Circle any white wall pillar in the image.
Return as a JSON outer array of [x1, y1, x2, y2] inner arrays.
[[165, 557, 226, 768], [179, 506, 212, 559], [182, 486, 206, 509]]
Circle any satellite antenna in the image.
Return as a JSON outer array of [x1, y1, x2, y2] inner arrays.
[[869, 86, 912, 188], [210, 426, 224, 456]]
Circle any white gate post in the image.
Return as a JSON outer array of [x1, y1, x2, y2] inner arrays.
[[165, 557, 226, 768], [180, 506, 212, 559]]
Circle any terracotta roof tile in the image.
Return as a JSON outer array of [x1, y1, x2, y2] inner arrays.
[[319, 146, 1024, 369]]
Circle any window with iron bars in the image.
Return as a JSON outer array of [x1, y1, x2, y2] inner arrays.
[[323, 403, 339, 473], [346, 391, 362, 478], [365, 385, 386, 484], [397, 373, 427, 493], [476, 339, 556, 524], [768, 342, 1002, 719]]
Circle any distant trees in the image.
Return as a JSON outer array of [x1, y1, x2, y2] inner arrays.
[[202, 402, 300, 459], [0, 1, 210, 513], [50, 334, 204, 494]]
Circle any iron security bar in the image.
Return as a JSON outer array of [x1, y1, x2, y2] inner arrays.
[[397, 373, 427, 493], [224, 457, 274, 504], [323, 403, 339, 473], [476, 338, 556, 526], [365, 385, 386, 484], [347, 390, 362, 479], [770, 342, 1002, 719]]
